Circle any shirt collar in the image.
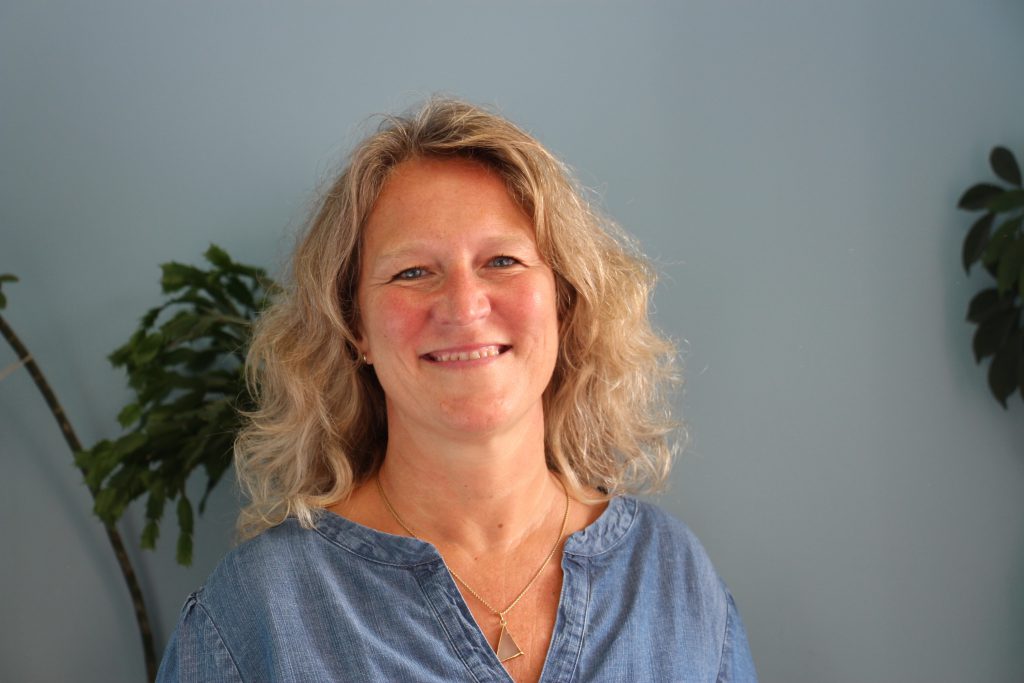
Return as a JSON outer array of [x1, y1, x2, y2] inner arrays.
[[312, 494, 638, 566]]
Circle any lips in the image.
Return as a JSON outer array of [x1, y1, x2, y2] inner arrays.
[[423, 344, 510, 363]]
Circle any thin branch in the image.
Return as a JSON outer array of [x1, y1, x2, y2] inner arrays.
[[0, 314, 158, 682]]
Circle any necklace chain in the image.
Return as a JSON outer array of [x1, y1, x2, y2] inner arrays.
[[375, 475, 570, 620]]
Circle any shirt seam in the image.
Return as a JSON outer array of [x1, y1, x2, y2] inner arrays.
[[192, 594, 246, 682], [565, 555, 591, 681], [412, 568, 490, 683], [563, 497, 639, 559], [312, 525, 442, 569], [714, 587, 731, 683]]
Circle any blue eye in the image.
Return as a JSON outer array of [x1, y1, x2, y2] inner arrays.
[[393, 267, 427, 280], [489, 255, 520, 268]]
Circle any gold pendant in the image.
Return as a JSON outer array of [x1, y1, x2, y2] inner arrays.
[[496, 623, 524, 662]]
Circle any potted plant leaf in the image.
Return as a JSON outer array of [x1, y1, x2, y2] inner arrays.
[[959, 147, 1024, 407]]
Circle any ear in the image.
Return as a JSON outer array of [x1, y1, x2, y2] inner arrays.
[[352, 335, 371, 365]]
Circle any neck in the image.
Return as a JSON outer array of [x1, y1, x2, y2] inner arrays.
[[377, 415, 563, 555]]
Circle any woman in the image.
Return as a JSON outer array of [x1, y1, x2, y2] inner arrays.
[[158, 98, 756, 682]]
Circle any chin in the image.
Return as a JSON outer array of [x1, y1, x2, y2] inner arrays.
[[435, 397, 535, 435]]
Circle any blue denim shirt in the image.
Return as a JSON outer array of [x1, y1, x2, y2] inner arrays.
[[157, 496, 756, 682]]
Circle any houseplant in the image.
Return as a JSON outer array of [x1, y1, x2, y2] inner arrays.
[[1, 245, 273, 680], [959, 146, 1024, 407]]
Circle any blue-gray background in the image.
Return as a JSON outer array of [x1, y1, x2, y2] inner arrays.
[[3, 2, 1024, 681]]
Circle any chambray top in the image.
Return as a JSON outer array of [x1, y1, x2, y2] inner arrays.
[[157, 496, 757, 682]]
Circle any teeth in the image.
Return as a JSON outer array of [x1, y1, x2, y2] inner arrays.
[[430, 346, 503, 362]]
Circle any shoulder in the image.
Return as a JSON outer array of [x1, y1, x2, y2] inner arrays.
[[630, 498, 717, 567], [569, 495, 728, 603], [586, 497, 733, 623], [159, 519, 341, 679], [197, 518, 331, 613], [569, 499, 761, 679], [592, 497, 720, 572], [209, 519, 312, 580], [634, 498, 723, 580], [629, 499, 758, 679]]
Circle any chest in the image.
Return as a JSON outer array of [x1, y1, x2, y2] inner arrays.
[[459, 563, 564, 683]]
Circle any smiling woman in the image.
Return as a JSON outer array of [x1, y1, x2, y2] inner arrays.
[[356, 157, 559, 439], [156, 98, 757, 682]]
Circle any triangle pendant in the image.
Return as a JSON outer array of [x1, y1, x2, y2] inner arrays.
[[496, 623, 525, 662]]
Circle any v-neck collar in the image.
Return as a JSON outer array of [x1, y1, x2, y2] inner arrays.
[[313, 496, 639, 682]]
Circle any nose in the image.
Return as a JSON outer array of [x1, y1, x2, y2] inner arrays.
[[436, 268, 491, 325]]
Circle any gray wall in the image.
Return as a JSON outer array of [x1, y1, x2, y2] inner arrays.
[[3, 2, 1024, 681]]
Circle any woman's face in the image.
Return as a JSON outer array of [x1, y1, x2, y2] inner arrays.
[[356, 157, 559, 440]]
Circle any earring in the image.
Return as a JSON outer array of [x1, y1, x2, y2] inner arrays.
[[362, 353, 371, 365]]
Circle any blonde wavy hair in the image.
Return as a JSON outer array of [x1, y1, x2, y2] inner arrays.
[[235, 98, 680, 539]]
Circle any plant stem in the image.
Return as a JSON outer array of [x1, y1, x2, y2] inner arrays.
[[0, 314, 158, 682]]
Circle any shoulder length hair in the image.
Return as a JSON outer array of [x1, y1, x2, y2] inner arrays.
[[235, 98, 679, 539]]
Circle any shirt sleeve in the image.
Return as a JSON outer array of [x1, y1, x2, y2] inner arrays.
[[156, 593, 244, 683], [716, 589, 758, 683]]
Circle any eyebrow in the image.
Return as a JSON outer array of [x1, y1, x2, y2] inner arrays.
[[372, 235, 537, 265]]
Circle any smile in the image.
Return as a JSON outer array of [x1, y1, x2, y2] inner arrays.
[[423, 345, 510, 363]]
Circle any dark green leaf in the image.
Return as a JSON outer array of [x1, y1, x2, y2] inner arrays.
[[166, 291, 218, 312], [176, 531, 193, 566], [116, 402, 142, 428], [0, 273, 18, 284], [109, 330, 144, 367], [959, 183, 1005, 210], [199, 277, 240, 317], [1018, 347, 1024, 399], [987, 189, 1024, 213], [982, 215, 1024, 266], [158, 311, 204, 341], [132, 332, 165, 365], [967, 288, 1008, 324], [991, 147, 1022, 187], [160, 262, 206, 292], [205, 244, 232, 269], [199, 445, 234, 510], [0, 292, 6, 310], [94, 472, 141, 523], [145, 490, 166, 521], [963, 212, 995, 272], [140, 305, 162, 329], [988, 332, 1021, 407], [176, 495, 194, 534], [141, 520, 159, 550], [108, 432, 149, 463], [997, 239, 1024, 294], [225, 276, 257, 310], [973, 308, 1017, 362]]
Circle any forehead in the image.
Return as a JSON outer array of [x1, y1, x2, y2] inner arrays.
[[361, 157, 535, 255]]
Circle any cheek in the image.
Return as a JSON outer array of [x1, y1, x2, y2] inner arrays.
[[367, 292, 429, 346], [508, 275, 559, 337]]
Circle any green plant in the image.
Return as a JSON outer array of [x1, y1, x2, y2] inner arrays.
[[959, 146, 1024, 407], [76, 245, 275, 564], [3, 246, 273, 680]]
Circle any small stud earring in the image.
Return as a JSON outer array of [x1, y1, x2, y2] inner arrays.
[[362, 353, 371, 365]]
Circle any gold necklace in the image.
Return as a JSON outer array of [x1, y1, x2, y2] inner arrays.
[[375, 475, 570, 663]]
